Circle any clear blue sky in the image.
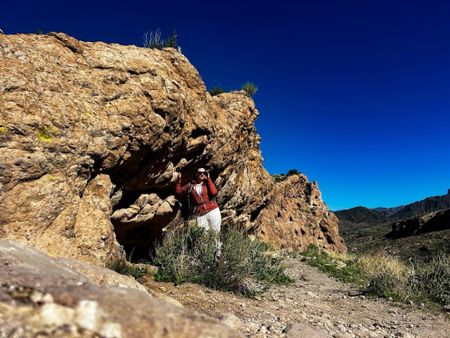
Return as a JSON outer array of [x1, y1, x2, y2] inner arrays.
[[2, 0, 450, 210]]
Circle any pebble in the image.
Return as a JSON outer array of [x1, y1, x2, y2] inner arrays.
[[219, 313, 241, 330], [259, 325, 267, 334]]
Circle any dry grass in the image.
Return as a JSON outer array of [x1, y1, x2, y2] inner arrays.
[[301, 245, 450, 307]]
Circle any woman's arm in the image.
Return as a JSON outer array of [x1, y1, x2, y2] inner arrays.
[[206, 175, 218, 197], [175, 174, 190, 195]]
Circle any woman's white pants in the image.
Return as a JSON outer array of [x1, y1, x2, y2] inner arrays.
[[196, 207, 222, 256], [196, 207, 222, 232]]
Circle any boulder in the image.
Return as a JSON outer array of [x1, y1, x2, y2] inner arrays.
[[0, 240, 242, 338], [254, 174, 346, 252]]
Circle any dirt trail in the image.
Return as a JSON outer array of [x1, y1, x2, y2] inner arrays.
[[144, 258, 450, 338]]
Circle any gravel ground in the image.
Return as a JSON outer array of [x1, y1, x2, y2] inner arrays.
[[143, 257, 450, 338]]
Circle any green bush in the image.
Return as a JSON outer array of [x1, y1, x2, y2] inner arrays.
[[209, 86, 226, 96], [301, 245, 365, 285], [108, 260, 150, 279], [143, 29, 178, 49], [410, 253, 450, 305], [287, 169, 301, 176], [153, 227, 292, 295], [241, 82, 258, 97]]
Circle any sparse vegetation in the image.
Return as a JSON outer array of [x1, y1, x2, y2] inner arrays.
[[108, 259, 150, 279], [241, 82, 258, 97], [153, 227, 292, 295], [37, 127, 52, 142], [143, 29, 178, 49], [300, 245, 450, 308], [301, 245, 365, 285], [208, 86, 226, 96], [271, 169, 302, 183]]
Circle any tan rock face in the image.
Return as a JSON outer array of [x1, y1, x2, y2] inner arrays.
[[0, 240, 242, 338], [254, 174, 346, 252], [0, 32, 345, 264]]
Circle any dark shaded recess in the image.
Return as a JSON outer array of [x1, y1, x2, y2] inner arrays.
[[250, 201, 267, 222], [112, 207, 180, 261], [106, 128, 219, 260], [190, 127, 211, 139]]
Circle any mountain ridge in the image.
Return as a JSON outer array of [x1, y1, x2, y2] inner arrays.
[[335, 189, 450, 224]]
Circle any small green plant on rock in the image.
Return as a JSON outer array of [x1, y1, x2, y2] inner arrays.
[[37, 127, 52, 142], [208, 86, 226, 96], [143, 29, 178, 49], [241, 82, 258, 97]]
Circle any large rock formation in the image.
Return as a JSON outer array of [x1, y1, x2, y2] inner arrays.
[[0, 32, 345, 265], [0, 240, 241, 338], [254, 174, 346, 252], [386, 208, 450, 238]]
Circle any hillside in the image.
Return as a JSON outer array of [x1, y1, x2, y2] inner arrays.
[[336, 190, 450, 258]]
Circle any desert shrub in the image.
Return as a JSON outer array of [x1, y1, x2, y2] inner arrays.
[[108, 260, 150, 279], [153, 227, 292, 295], [302, 246, 450, 307], [301, 245, 365, 285], [409, 252, 450, 305], [358, 252, 411, 300], [287, 169, 301, 176], [241, 82, 258, 97], [143, 29, 178, 49], [209, 86, 226, 96]]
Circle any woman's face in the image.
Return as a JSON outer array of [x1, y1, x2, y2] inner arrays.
[[196, 169, 207, 182]]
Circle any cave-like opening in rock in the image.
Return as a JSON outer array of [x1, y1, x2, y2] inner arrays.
[[106, 140, 215, 262]]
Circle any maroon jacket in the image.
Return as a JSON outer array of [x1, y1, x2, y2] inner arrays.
[[176, 176, 219, 216]]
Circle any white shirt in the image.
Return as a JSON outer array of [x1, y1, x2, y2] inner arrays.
[[193, 183, 203, 196]]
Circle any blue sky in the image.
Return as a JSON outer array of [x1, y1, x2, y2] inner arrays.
[[2, 0, 450, 210]]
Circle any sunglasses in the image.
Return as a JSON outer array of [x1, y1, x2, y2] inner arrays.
[[197, 171, 206, 175]]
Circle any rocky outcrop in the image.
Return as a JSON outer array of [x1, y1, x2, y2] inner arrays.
[[386, 208, 450, 238], [0, 32, 344, 265], [0, 240, 242, 337], [254, 174, 346, 252]]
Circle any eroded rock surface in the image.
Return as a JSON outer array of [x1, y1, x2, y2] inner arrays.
[[386, 208, 450, 238], [254, 174, 346, 252], [0, 32, 345, 264], [0, 240, 242, 338]]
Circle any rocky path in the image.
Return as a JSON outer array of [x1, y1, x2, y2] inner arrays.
[[144, 258, 450, 338]]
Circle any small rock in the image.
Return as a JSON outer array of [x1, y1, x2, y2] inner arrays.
[[284, 323, 329, 338], [443, 304, 450, 312], [219, 313, 241, 330], [259, 325, 267, 334], [246, 321, 260, 333], [348, 290, 363, 297]]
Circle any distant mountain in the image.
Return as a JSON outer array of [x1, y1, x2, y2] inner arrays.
[[335, 189, 450, 224], [334, 206, 387, 225], [336, 189, 450, 259], [388, 191, 450, 220]]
